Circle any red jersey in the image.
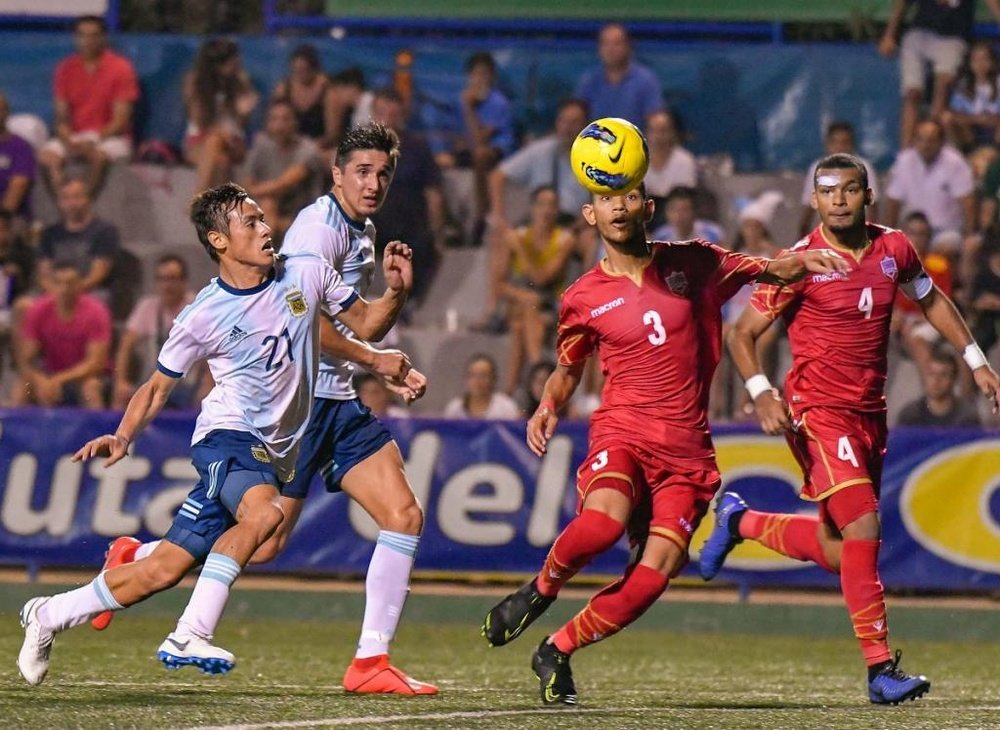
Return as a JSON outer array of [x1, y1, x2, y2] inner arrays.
[[750, 224, 929, 414], [557, 239, 768, 465], [54, 50, 140, 134]]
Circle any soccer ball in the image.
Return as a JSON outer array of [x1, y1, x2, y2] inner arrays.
[[570, 117, 649, 195]]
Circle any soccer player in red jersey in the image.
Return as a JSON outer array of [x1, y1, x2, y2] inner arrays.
[[701, 153, 1000, 705], [480, 182, 850, 706]]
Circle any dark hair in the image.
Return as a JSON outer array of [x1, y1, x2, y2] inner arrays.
[[591, 181, 647, 201], [465, 51, 496, 74], [335, 121, 400, 170], [51, 260, 81, 275], [290, 43, 320, 71], [530, 184, 557, 202], [928, 345, 959, 378], [556, 97, 589, 117], [825, 121, 855, 140], [190, 183, 250, 262], [0, 209, 12, 226], [157, 253, 188, 278], [373, 86, 404, 105], [467, 352, 498, 375], [665, 186, 697, 206], [331, 66, 365, 88], [74, 15, 107, 33], [268, 97, 296, 114], [813, 153, 868, 190], [955, 40, 999, 103], [903, 211, 930, 228], [190, 39, 245, 128]]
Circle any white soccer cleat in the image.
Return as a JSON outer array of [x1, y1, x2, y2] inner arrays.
[[18, 597, 55, 686], [157, 632, 236, 675]]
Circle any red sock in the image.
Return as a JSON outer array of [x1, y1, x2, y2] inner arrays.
[[536, 509, 624, 597], [840, 539, 891, 666], [550, 564, 668, 655], [739, 511, 835, 573]]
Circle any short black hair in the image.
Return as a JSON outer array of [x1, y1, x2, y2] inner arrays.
[[903, 210, 930, 228], [467, 352, 498, 375], [190, 183, 250, 262], [825, 120, 855, 139], [556, 97, 589, 117], [331, 66, 365, 88], [465, 51, 496, 74], [813, 153, 868, 190], [928, 345, 959, 378], [530, 184, 557, 201], [590, 181, 647, 201], [290, 43, 320, 71], [157, 253, 188, 278], [335, 121, 400, 170], [665, 185, 697, 206], [74, 15, 107, 33]]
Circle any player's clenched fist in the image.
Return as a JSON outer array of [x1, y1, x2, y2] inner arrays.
[[382, 240, 413, 293], [752, 390, 791, 435]]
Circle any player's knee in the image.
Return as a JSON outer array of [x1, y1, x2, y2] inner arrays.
[[382, 500, 424, 535], [253, 503, 285, 539], [840, 510, 880, 541]]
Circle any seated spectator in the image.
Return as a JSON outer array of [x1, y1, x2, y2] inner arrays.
[[112, 254, 208, 410], [369, 87, 447, 307], [943, 40, 1000, 150], [242, 99, 321, 240], [0, 92, 35, 222], [37, 178, 119, 303], [497, 186, 576, 394], [896, 346, 981, 427], [326, 67, 375, 148], [0, 210, 34, 381], [13, 262, 110, 408], [575, 22, 665, 126], [39, 15, 138, 196], [798, 121, 879, 237], [520, 359, 556, 418], [183, 39, 259, 191], [355, 371, 410, 419], [643, 110, 696, 230], [271, 44, 337, 151], [651, 186, 724, 244], [969, 227, 1000, 358], [444, 353, 520, 419]]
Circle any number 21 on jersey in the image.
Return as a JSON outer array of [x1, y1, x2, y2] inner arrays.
[[643, 310, 667, 346]]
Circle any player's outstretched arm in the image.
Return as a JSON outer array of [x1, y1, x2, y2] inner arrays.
[[72, 370, 178, 467], [758, 249, 849, 286], [319, 318, 411, 382], [527, 362, 583, 456], [728, 307, 791, 435], [919, 285, 1000, 414]]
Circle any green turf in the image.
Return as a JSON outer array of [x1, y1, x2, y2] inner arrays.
[[1, 584, 997, 729]]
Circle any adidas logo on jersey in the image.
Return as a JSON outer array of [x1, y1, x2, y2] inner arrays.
[[224, 325, 250, 347]]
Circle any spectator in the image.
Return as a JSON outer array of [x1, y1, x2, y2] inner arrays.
[[0, 210, 34, 381], [879, 0, 1000, 147], [39, 15, 139, 196], [521, 359, 556, 418], [369, 87, 447, 307], [434, 52, 515, 243], [112, 254, 207, 410], [13, 262, 111, 409], [498, 186, 576, 394], [271, 44, 337, 150], [37, 178, 119, 303], [574, 23, 665, 126], [444, 353, 520, 419], [798, 121, 879, 237], [651, 186, 724, 244], [884, 118, 975, 246], [183, 39, 259, 191], [242, 99, 321, 240], [0, 92, 35, 222], [896, 346, 981, 426], [943, 40, 1000, 150], [968, 227, 1000, 358], [643, 110, 696, 229], [355, 371, 410, 419], [326, 67, 375, 148]]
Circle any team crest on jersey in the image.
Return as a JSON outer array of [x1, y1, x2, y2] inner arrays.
[[664, 270, 688, 295], [880, 256, 898, 281], [250, 445, 271, 463], [284, 290, 308, 317]]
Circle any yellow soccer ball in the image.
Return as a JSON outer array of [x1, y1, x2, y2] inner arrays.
[[570, 117, 649, 195]]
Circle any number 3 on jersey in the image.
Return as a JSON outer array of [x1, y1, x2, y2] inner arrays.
[[643, 310, 667, 346]]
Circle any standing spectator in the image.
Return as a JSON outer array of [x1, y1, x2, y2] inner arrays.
[[798, 121, 879, 237], [271, 44, 336, 150], [943, 40, 1000, 150], [574, 23, 665, 126], [183, 39, 259, 191], [879, 0, 1000, 148], [13, 262, 111, 408], [969, 227, 1000, 358], [37, 178, 119, 302], [112, 254, 204, 410], [897, 346, 981, 426], [444, 353, 520, 419], [39, 15, 139, 195], [0, 92, 35, 222], [651, 186, 724, 245], [354, 371, 410, 419], [242, 99, 321, 240], [369, 87, 448, 306], [643, 110, 696, 229], [884, 118, 975, 245]]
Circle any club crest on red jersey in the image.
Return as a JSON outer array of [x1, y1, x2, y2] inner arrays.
[[664, 270, 688, 296], [880, 256, 898, 281]]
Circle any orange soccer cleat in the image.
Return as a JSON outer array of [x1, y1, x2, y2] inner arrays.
[[342, 655, 438, 695], [90, 537, 141, 630]]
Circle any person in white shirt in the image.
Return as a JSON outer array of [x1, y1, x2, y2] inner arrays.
[[643, 110, 697, 232], [17, 182, 411, 687], [445, 352, 521, 419]]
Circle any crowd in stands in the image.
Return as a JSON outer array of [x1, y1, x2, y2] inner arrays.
[[0, 8, 998, 427]]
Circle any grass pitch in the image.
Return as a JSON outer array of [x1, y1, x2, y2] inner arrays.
[[1, 580, 998, 729]]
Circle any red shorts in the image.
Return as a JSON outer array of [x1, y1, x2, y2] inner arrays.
[[575, 443, 721, 553], [787, 407, 885, 529]]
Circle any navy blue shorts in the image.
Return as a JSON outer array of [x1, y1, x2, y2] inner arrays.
[[164, 430, 281, 560], [282, 397, 394, 499]]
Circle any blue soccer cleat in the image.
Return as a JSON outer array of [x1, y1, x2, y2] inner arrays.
[[699, 491, 748, 581], [868, 650, 930, 705], [157, 632, 235, 675]]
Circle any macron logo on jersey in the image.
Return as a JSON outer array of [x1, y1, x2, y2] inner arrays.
[[223, 325, 250, 347], [811, 272, 848, 283], [590, 297, 625, 319]]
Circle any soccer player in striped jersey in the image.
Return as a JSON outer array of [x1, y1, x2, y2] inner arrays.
[[17, 183, 412, 686], [701, 153, 999, 704]]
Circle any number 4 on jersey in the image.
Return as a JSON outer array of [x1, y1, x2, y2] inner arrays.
[[837, 436, 860, 468], [857, 287, 873, 320]]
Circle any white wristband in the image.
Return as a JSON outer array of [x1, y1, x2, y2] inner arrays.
[[745, 374, 774, 400], [963, 343, 988, 371]]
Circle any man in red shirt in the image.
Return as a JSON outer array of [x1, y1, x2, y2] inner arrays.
[[480, 183, 848, 706], [702, 153, 999, 704], [14, 261, 111, 408], [39, 15, 139, 196]]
